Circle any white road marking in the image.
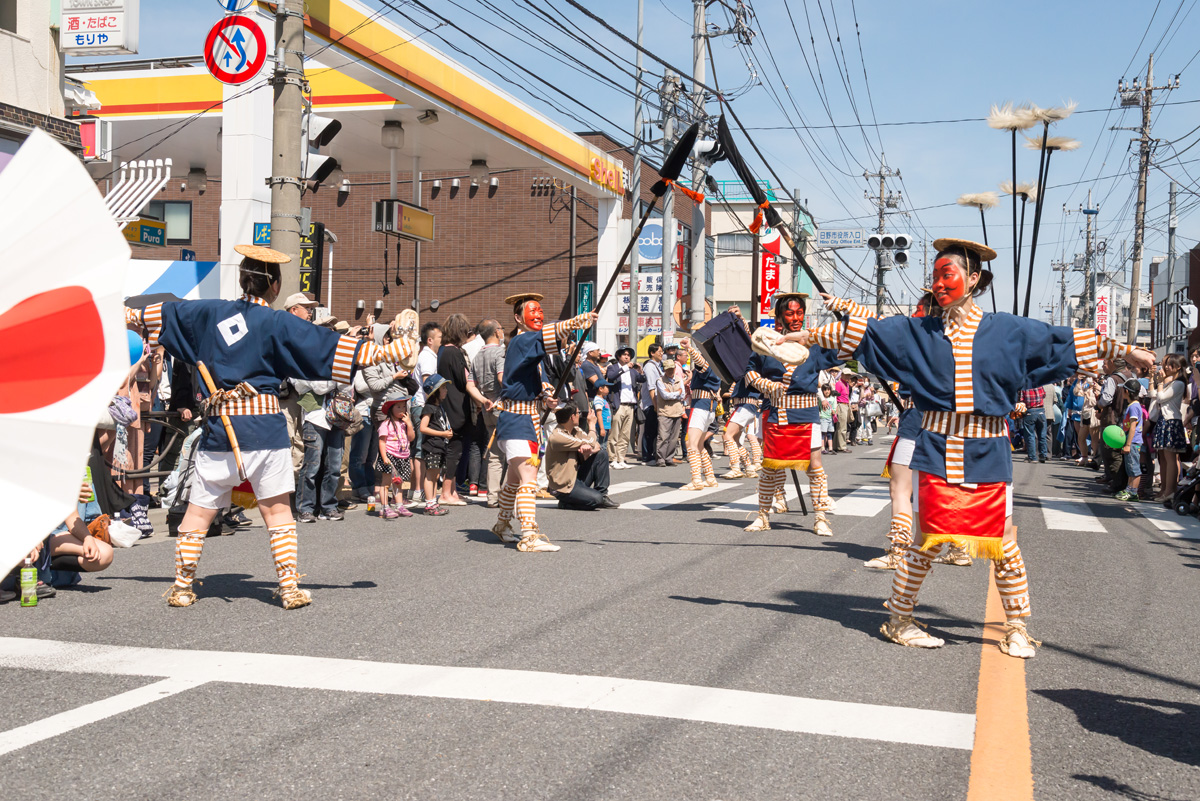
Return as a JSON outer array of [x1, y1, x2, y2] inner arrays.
[[0, 676, 205, 757], [711, 481, 808, 513], [867, 447, 884, 454], [621, 481, 732, 511], [0, 638, 975, 750], [1038, 497, 1107, 532], [535, 480, 661, 506], [1131, 502, 1200, 541], [831, 485, 892, 517]]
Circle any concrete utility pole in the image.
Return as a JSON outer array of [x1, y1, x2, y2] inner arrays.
[[864, 156, 901, 316], [659, 72, 678, 341], [1166, 180, 1177, 342], [628, 0, 644, 348], [269, 0, 306, 305], [1119, 53, 1180, 344], [687, 0, 708, 332], [1084, 189, 1096, 327], [1052, 260, 1069, 326]]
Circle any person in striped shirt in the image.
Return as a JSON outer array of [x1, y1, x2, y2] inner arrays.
[[125, 245, 418, 610], [781, 238, 1155, 658]]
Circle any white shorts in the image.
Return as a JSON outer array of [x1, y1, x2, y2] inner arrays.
[[892, 436, 916, 468], [500, 438, 537, 461], [912, 471, 1013, 518], [730, 406, 757, 429], [189, 448, 294, 509], [688, 406, 716, 432]]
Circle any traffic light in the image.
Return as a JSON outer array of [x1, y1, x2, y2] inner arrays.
[[894, 233, 912, 266], [303, 112, 342, 192], [1181, 302, 1198, 331], [867, 232, 912, 266]]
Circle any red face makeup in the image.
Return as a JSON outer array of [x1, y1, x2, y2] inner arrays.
[[521, 301, 544, 331], [931, 257, 969, 307], [780, 300, 805, 332]]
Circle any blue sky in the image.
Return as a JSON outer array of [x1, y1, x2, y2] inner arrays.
[[76, 0, 1200, 317]]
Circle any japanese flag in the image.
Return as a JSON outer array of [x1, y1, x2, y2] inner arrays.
[[0, 129, 131, 575]]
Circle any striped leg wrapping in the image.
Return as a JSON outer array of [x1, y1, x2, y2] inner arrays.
[[687, 449, 703, 484], [497, 481, 517, 522], [888, 512, 914, 549], [757, 468, 785, 515], [723, 429, 739, 465], [174, 530, 206, 588], [747, 435, 762, 466], [994, 540, 1031, 619], [269, 523, 299, 589], [700, 451, 715, 482], [808, 465, 833, 512], [514, 482, 538, 534], [885, 543, 943, 616]]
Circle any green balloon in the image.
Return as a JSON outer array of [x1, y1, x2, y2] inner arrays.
[[1102, 425, 1127, 449]]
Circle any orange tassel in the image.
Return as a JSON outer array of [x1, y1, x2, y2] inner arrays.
[[666, 178, 705, 205], [748, 200, 770, 234]]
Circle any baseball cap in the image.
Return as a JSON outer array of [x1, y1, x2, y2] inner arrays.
[[283, 292, 318, 309]]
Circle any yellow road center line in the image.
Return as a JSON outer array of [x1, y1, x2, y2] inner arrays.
[[967, 540, 1035, 801]]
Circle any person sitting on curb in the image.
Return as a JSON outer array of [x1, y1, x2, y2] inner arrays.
[[546, 403, 620, 510]]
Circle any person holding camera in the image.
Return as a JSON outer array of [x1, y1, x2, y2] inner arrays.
[[1150, 354, 1189, 502]]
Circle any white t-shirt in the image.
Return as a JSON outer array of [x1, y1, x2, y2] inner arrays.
[[462, 334, 484, 364], [616, 364, 636, 404], [413, 346, 439, 407]]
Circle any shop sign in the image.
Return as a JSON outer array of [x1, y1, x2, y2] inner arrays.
[[61, 0, 139, 55], [759, 228, 782, 325], [122, 217, 165, 247], [590, 157, 625, 194]]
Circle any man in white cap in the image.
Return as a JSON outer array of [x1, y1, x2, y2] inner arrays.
[[284, 292, 319, 321]]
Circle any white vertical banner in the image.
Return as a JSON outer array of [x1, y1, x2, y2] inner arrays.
[[1095, 286, 1112, 337]]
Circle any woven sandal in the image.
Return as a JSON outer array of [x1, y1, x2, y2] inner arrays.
[[935, 544, 973, 566], [864, 548, 903, 571], [722, 470, 746, 479], [491, 520, 518, 544], [998, 620, 1040, 659], [275, 586, 312, 610], [744, 513, 771, 532], [880, 615, 944, 649], [679, 482, 706, 491], [164, 586, 197, 608], [813, 512, 833, 537], [517, 533, 560, 553]]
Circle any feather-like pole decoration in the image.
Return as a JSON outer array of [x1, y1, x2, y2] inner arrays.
[[989, 103, 1036, 313], [1032, 100, 1077, 124], [956, 191, 1001, 210], [957, 192, 999, 311], [1023, 129, 1083, 316], [1000, 181, 1038, 279]]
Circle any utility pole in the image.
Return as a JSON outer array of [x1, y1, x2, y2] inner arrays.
[[628, 0, 644, 348], [1166, 180, 1177, 346], [269, 0, 306, 305], [658, 72, 680, 342], [687, 0, 708, 332], [864, 156, 901, 315], [1084, 189, 1096, 327], [1117, 53, 1180, 344], [1052, 260, 1069, 326]]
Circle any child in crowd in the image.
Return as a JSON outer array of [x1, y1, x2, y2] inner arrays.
[[593, 377, 612, 447], [374, 389, 415, 519], [1116, 377, 1146, 502], [819, 385, 835, 454], [419, 374, 453, 516]]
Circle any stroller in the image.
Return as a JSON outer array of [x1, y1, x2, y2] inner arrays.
[[1171, 419, 1200, 515]]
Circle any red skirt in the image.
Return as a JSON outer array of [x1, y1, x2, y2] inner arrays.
[[916, 472, 1007, 560], [761, 419, 813, 471]]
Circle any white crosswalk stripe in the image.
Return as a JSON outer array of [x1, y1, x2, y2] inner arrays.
[[710, 481, 808, 513], [1130, 501, 1200, 541], [535, 480, 659, 506], [1038, 497, 1107, 532], [832, 485, 892, 517], [620, 481, 733, 511]]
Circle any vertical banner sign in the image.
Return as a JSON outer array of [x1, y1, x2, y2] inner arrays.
[[758, 229, 783, 328], [1094, 287, 1111, 337], [299, 223, 325, 299]]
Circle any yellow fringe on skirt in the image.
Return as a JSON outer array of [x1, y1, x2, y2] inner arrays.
[[880, 464, 891, 479], [762, 458, 809, 470], [919, 533, 1005, 561], [232, 489, 258, 510]]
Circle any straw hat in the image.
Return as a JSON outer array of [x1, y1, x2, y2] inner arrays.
[[504, 292, 544, 307], [931, 238, 996, 295], [234, 244, 292, 263]]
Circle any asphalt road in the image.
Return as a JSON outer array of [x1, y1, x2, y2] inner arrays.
[[1, 439, 1197, 800]]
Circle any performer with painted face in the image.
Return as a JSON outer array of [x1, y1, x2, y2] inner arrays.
[[791, 238, 1154, 657], [491, 293, 595, 552], [720, 306, 762, 480], [741, 293, 865, 535], [126, 245, 419, 609], [679, 336, 723, 491], [866, 292, 972, 571]]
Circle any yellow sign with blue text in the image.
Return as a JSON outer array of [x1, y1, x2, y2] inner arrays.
[[122, 218, 166, 247]]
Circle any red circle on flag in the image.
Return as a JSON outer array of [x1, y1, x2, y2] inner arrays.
[[204, 15, 267, 85]]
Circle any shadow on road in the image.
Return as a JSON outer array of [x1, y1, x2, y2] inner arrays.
[[669, 590, 985, 646], [1072, 774, 1193, 801], [1038, 689, 1200, 767], [100, 573, 378, 605]]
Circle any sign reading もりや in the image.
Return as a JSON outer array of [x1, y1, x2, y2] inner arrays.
[[61, 0, 139, 55]]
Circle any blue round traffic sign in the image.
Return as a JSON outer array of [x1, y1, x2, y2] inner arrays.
[[216, 0, 255, 12]]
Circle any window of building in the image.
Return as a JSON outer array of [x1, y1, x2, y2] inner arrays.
[[145, 200, 192, 246], [0, 1, 16, 33], [716, 233, 753, 255]]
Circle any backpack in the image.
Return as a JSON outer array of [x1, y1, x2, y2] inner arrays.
[[325, 388, 362, 431]]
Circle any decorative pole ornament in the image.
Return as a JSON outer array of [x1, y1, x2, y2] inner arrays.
[[1022, 113, 1080, 317], [1000, 180, 1039, 279], [988, 102, 1038, 314], [955, 192, 1001, 311]]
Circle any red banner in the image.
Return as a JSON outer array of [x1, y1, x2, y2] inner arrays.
[[759, 230, 782, 321]]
